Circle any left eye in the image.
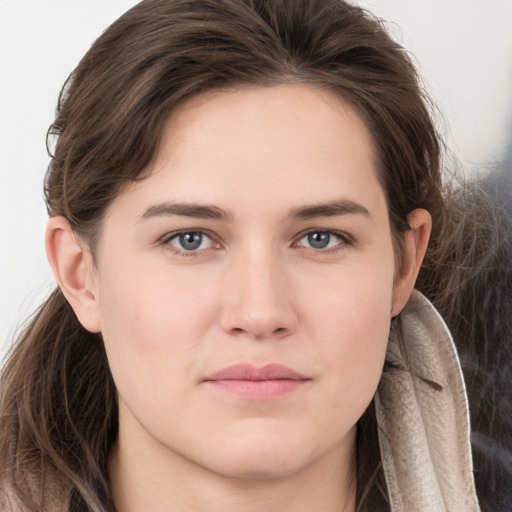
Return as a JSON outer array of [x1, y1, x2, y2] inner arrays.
[[297, 231, 347, 250], [166, 232, 215, 252]]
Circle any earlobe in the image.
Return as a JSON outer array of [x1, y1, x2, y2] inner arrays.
[[391, 208, 432, 317], [45, 216, 101, 333]]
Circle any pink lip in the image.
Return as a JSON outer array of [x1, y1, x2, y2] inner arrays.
[[204, 363, 310, 399]]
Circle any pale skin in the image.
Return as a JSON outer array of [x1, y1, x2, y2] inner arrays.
[[46, 84, 431, 512]]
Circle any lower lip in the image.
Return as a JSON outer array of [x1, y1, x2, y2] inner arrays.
[[205, 379, 308, 398]]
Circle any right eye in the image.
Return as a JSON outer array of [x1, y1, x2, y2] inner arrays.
[[162, 231, 219, 254]]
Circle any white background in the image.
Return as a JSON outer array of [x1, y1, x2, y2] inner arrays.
[[1, 0, 512, 356]]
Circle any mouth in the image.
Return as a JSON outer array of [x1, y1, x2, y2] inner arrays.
[[203, 363, 311, 399]]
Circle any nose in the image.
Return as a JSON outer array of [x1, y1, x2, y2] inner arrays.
[[220, 247, 299, 340]]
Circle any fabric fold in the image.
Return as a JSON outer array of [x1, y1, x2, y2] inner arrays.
[[375, 290, 480, 512]]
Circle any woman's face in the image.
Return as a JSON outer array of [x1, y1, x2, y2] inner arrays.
[[91, 84, 398, 479]]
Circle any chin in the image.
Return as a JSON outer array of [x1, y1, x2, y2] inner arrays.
[[210, 453, 309, 481], [196, 428, 321, 481]]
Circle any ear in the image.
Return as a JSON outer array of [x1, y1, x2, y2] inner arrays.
[[391, 208, 432, 317], [45, 216, 101, 333]]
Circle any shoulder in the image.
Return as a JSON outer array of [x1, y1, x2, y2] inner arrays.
[[472, 432, 512, 512]]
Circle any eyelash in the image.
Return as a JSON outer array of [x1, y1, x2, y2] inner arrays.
[[159, 228, 353, 257]]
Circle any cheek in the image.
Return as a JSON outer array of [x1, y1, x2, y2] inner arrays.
[[324, 304, 390, 414], [305, 259, 393, 408], [96, 262, 217, 410]]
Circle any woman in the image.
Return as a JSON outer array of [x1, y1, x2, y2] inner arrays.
[[0, 0, 510, 510]]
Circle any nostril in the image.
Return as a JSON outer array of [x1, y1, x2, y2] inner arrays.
[[228, 326, 289, 339]]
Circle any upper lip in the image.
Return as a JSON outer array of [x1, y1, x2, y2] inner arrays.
[[204, 363, 308, 381]]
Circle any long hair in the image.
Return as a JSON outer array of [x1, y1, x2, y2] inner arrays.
[[416, 171, 512, 512], [1, 1, 509, 510]]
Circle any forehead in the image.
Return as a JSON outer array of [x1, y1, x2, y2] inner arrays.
[[158, 83, 375, 170], [109, 83, 384, 222]]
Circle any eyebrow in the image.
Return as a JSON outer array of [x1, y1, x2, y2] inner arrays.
[[287, 199, 370, 220], [140, 202, 234, 222], [139, 198, 370, 222]]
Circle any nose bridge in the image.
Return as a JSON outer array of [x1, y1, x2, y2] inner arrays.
[[220, 241, 297, 339]]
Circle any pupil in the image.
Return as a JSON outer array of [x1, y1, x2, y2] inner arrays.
[[179, 232, 202, 250], [308, 232, 330, 249]]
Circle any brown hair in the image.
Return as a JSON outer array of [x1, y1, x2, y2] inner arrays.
[[1, 1, 509, 510]]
